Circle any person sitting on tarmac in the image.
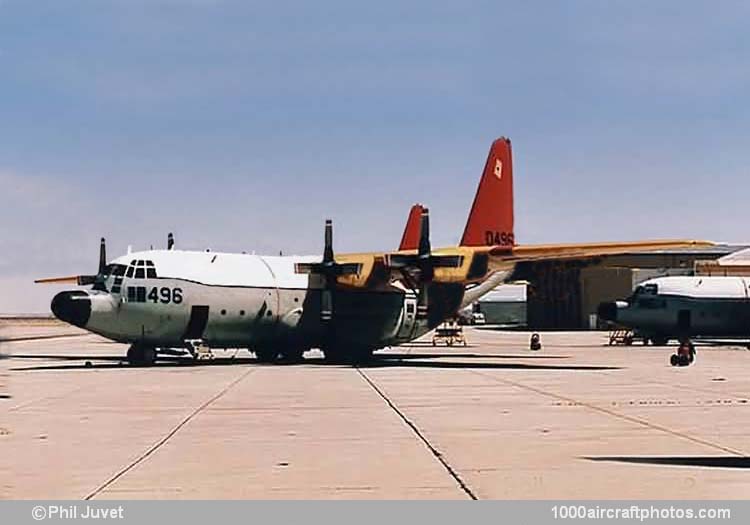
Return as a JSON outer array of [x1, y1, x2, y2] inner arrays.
[[671, 337, 696, 366]]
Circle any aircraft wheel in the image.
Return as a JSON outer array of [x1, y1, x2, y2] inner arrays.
[[255, 348, 279, 363], [323, 347, 347, 364], [670, 354, 679, 367], [323, 347, 373, 364], [280, 348, 305, 363], [127, 344, 156, 366], [678, 354, 691, 366], [350, 347, 374, 363]]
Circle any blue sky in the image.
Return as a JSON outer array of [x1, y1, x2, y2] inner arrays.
[[1, 0, 749, 312]]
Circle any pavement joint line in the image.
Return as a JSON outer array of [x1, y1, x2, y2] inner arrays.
[[626, 371, 750, 404], [0, 333, 89, 343], [9, 385, 87, 412], [84, 366, 257, 500], [468, 369, 748, 457], [355, 367, 478, 500]]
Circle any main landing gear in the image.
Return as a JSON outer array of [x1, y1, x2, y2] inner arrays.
[[323, 347, 374, 364], [126, 343, 156, 366], [670, 338, 696, 367], [254, 348, 307, 363]]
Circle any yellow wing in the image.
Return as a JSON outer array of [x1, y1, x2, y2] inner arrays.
[[334, 239, 714, 288], [489, 239, 715, 271]]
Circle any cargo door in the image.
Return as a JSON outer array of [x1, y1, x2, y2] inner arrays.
[[183, 305, 210, 340]]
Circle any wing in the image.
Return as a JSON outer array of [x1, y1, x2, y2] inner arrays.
[[489, 239, 714, 271]]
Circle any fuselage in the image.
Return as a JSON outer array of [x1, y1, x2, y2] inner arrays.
[[51, 249, 467, 353], [598, 276, 750, 339]]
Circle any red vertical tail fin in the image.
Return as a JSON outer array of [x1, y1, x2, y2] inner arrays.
[[460, 137, 515, 248], [399, 204, 426, 250]]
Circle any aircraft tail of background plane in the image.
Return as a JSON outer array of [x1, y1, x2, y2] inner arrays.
[[460, 137, 514, 249], [399, 204, 426, 251]]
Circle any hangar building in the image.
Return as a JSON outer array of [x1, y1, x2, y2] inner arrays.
[[477, 246, 740, 330]]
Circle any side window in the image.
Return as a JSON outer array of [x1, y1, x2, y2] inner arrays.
[[126, 266, 134, 278], [113, 265, 127, 277], [127, 286, 148, 302]]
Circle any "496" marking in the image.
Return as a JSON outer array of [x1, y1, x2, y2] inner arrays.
[[148, 287, 183, 304]]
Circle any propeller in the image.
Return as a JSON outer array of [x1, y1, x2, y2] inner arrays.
[[35, 238, 108, 286], [295, 220, 361, 322], [385, 208, 463, 319]]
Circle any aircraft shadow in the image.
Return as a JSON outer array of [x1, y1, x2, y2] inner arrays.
[[9, 353, 617, 372], [359, 360, 617, 371], [378, 352, 569, 360], [585, 456, 750, 469], [8, 351, 569, 362], [471, 325, 527, 332]]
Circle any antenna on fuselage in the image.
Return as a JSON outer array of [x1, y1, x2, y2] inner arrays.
[[167, 232, 175, 250]]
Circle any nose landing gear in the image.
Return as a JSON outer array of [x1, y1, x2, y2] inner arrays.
[[670, 338, 695, 367], [126, 344, 156, 366]]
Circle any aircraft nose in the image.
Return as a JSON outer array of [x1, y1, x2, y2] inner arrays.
[[597, 301, 619, 322], [51, 291, 92, 327]]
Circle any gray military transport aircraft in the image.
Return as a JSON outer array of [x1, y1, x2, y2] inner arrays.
[[37, 138, 712, 365], [599, 274, 750, 366]]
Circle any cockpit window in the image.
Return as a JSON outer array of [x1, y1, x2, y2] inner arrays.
[[123, 261, 157, 279], [643, 283, 658, 294]]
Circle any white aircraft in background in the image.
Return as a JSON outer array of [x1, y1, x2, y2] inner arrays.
[[598, 249, 750, 366], [37, 138, 711, 365]]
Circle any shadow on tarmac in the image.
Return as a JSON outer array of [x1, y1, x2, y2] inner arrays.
[[8, 351, 618, 372], [585, 456, 750, 469]]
